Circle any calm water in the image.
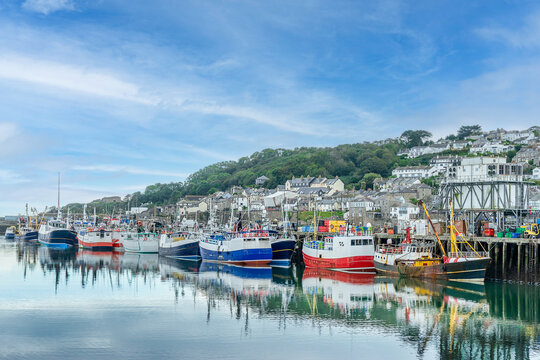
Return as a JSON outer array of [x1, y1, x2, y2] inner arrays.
[[0, 239, 539, 360]]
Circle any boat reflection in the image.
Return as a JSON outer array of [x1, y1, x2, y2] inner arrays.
[[15, 246, 540, 359], [302, 268, 375, 316]]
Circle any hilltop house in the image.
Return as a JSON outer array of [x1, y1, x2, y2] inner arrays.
[[392, 166, 436, 178], [405, 143, 450, 158], [255, 175, 269, 186], [469, 141, 513, 155], [452, 141, 470, 150], [285, 175, 344, 193], [513, 145, 540, 166], [285, 176, 315, 190], [430, 155, 461, 174]]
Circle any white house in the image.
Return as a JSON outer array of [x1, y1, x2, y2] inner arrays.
[[452, 141, 470, 150], [348, 196, 375, 211], [263, 191, 298, 208], [470, 141, 513, 154], [392, 166, 436, 178], [500, 130, 522, 142], [390, 203, 420, 221], [533, 168, 540, 180], [430, 156, 461, 174], [406, 143, 450, 158]]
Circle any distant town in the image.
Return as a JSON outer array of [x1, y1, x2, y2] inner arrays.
[[3, 125, 538, 238]]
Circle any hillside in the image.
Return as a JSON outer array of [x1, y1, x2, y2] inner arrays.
[[64, 125, 536, 211]]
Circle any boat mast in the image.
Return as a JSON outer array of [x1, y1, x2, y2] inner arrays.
[[419, 200, 446, 257], [83, 204, 88, 222], [282, 191, 287, 238], [57, 172, 61, 220]]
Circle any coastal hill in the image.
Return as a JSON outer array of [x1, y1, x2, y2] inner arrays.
[[65, 126, 538, 212]]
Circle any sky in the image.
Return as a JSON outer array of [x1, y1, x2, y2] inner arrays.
[[1, 0, 540, 215]]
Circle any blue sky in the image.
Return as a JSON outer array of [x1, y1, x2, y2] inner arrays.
[[1, 0, 540, 215]]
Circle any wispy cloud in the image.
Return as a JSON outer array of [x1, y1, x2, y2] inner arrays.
[[0, 54, 158, 105], [72, 165, 189, 178], [0, 170, 29, 185], [476, 11, 540, 48], [0, 123, 17, 144], [22, 0, 74, 15]]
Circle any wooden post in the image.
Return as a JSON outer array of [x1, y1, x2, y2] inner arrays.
[[517, 243, 522, 280], [502, 241, 507, 277]]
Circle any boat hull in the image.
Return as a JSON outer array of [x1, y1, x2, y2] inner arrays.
[[159, 240, 200, 260], [79, 240, 114, 252], [123, 234, 159, 253], [303, 251, 374, 271], [4, 233, 16, 241], [375, 257, 491, 283], [397, 257, 491, 282], [199, 243, 272, 266], [270, 238, 296, 266], [38, 229, 78, 248], [16, 231, 39, 243]]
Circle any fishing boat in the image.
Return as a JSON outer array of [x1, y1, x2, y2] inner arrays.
[[302, 233, 375, 271], [15, 228, 39, 243], [111, 229, 128, 251], [38, 173, 78, 249], [79, 229, 114, 251], [4, 226, 17, 241], [38, 220, 78, 249], [374, 201, 491, 283], [199, 230, 273, 266], [122, 232, 159, 253], [158, 231, 201, 260], [14, 205, 40, 242], [270, 202, 296, 266]]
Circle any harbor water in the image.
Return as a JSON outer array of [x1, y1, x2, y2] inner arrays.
[[0, 238, 539, 359]]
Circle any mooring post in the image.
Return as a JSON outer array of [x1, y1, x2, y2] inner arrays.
[[502, 241, 507, 277], [517, 243, 522, 280]]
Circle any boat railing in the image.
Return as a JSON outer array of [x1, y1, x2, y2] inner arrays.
[[447, 251, 489, 259], [376, 244, 404, 254]]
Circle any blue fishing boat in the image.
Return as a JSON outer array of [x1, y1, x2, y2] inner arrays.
[[270, 233, 296, 267], [4, 226, 16, 241], [38, 220, 78, 249], [199, 230, 273, 266], [159, 231, 201, 260], [15, 229, 39, 243], [269, 198, 296, 267]]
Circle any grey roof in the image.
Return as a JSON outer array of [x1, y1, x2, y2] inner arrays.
[[296, 187, 329, 195]]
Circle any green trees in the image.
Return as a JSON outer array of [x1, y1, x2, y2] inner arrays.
[[120, 142, 403, 204], [400, 130, 432, 148], [457, 125, 482, 139]]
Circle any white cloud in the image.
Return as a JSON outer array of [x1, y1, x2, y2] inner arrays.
[[0, 54, 158, 105], [72, 165, 188, 178], [476, 11, 540, 48], [0, 123, 17, 144], [0, 169, 28, 185], [22, 0, 74, 15]]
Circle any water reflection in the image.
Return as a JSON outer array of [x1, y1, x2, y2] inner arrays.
[[10, 243, 540, 359]]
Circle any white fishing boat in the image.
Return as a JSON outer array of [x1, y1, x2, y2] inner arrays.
[[122, 232, 159, 253]]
